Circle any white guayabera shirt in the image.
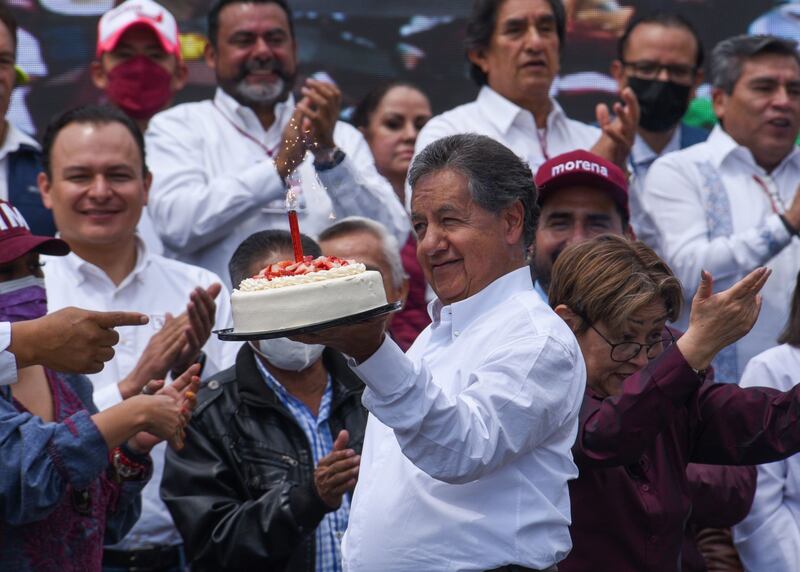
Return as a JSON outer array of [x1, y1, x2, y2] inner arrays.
[[343, 267, 586, 572]]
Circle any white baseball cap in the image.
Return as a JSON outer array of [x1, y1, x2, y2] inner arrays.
[[96, 0, 180, 59]]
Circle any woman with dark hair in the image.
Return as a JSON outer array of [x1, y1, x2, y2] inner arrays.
[[548, 234, 800, 572], [733, 270, 800, 571], [351, 82, 432, 350]]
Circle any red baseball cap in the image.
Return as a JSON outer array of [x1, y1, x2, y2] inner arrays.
[[96, 0, 181, 59], [0, 200, 69, 265], [534, 150, 629, 219]]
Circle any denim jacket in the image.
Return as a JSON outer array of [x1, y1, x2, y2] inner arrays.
[[0, 370, 147, 572]]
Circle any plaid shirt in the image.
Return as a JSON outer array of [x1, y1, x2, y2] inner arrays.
[[255, 359, 348, 572]]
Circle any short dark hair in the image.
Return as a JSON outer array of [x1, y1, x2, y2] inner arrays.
[[617, 12, 704, 70], [0, 4, 17, 54], [779, 270, 800, 347], [408, 133, 539, 249], [41, 104, 147, 178], [207, 0, 294, 48], [464, 0, 566, 86], [711, 34, 800, 94], [351, 81, 427, 129], [229, 229, 322, 287]]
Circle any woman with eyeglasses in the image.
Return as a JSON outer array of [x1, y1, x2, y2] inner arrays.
[[546, 234, 800, 572]]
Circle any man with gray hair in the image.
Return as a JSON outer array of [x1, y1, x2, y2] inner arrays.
[[296, 133, 586, 572], [318, 216, 413, 345], [638, 34, 800, 384]]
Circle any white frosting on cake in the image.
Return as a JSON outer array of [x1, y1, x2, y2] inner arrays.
[[231, 267, 388, 333]]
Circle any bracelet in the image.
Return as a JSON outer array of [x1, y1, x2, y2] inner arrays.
[[779, 214, 799, 237], [109, 446, 150, 483]]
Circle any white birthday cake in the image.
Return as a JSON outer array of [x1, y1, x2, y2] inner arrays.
[[231, 255, 388, 333]]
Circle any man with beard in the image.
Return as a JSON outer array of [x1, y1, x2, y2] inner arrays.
[[640, 34, 800, 384], [610, 12, 708, 249], [145, 0, 408, 286]]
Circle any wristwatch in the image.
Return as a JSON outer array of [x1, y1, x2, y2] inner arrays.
[[313, 146, 346, 171]]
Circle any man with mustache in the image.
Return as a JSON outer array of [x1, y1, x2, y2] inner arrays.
[[413, 0, 639, 185], [639, 34, 800, 384], [144, 0, 408, 287]]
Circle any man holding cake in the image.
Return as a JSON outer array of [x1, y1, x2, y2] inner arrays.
[[161, 230, 369, 571], [145, 0, 409, 288], [299, 133, 586, 572]]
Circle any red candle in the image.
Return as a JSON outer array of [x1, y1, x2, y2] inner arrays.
[[288, 209, 304, 262]]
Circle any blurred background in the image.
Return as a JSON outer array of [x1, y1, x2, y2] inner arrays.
[[7, 0, 800, 136]]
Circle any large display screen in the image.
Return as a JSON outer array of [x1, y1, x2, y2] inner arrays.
[[8, 1, 798, 136]]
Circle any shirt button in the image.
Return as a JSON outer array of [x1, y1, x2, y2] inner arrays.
[[454, 330, 460, 337], [641, 484, 650, 492], [208, 380, 220, 390]]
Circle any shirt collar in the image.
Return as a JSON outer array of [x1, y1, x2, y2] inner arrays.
[[213, 87, 296, 136], [476, 85, 566, 135], [57, 236, 151, 288], [253, 353, 333, 415], [631, 125, 682, 168], [0, 122, 39, 161], [427, 266, 534, 340], [706, 124, 800, 173]]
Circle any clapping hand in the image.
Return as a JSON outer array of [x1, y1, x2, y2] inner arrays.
[[677, 267, 771, 371], [591, 87, 639, 168], [314, 430, 360, 509], [171, 284, 221, 376]]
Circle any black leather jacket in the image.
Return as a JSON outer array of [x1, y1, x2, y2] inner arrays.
[[161, 345, 367, 571]]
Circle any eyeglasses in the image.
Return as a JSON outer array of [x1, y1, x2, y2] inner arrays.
[[582, 315, 675, 363], [622, 60, 696, 83]]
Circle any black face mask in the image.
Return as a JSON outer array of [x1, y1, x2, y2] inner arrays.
[[627, 76, 692, 133]]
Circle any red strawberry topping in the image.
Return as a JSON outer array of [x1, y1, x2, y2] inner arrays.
[[253, 255, 351, 281]]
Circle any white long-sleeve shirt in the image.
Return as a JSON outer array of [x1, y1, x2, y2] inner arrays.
[[342, 267, 586, 571], [43, 239, 239, 550], [733, 343, 800, 571], [145, 89, 409, 287], [639, 125, 800, 382], [414, 86, 600, 180]]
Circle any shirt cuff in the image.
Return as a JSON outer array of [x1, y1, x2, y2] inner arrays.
[[0, 322, 17, 386], [349, 336, 415, 400]]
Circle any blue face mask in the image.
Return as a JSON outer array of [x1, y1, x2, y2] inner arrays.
[[0, 275, 48, 323]]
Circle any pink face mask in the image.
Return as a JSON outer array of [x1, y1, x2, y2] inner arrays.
[[105, 55, 174, 120]]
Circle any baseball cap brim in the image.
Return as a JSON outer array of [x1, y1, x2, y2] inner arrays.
[[0, 231, 70, 265], [97, 19, 180, 58]]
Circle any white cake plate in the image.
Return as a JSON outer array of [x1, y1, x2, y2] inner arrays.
[[214, 301, 403, 341]]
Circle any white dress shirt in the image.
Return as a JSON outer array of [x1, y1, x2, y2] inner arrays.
[[145, 89, 410, 287], [0, 321, 15, 386], [627, 126, 682, 250], [639, 125, 800, 383], [733, 343, 800, 571], [342, 267, 586, 571], [414, 86, 600, 177], [43, 238, 238, 549]]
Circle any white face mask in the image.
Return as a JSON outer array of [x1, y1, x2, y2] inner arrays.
[[251, 338, 325, 372]]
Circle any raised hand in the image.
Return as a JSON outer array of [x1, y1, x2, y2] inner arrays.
[[118, 313, 189, 399], [296, 78, 341, 155], [591, 87, 639, 168], [172, 284, 221, 376], [677, 267, 771, 370], [275, 106, 309, 180], [314, 430, 360, 509], [292, 314, 388, 363], [10, 308, 149, 373]]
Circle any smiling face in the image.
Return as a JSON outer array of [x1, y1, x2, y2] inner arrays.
[[206, 1, 297, 108], [38, 121, 149, 252], [362, 86, 432, 188], [469, 0, 560, 106], [713, 53, 800, 172], [534, 187, 627, 290], [411, 168, 524, 305], [574, 300, 670, 397]]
